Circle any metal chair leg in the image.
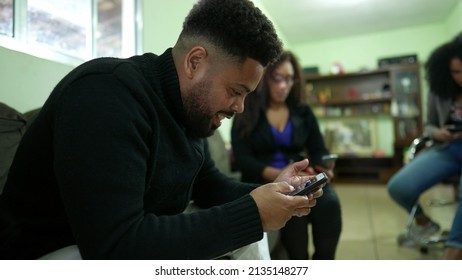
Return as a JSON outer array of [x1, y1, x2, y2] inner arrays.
[[397, 202, 449, 253]]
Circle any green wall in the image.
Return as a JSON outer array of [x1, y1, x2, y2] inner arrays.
[[446, 0, 462, 38], [142, 0, 196, 56], [142, 0, 291, 56], [292, 24, 448, 75], [0, 46, 74, 112]]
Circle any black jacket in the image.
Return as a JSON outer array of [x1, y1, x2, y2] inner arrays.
[[0, 49, 261, 259], [231, 104, 329, 183]]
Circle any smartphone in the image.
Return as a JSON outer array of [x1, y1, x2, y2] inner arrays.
[[288, 172, 328, 196], [321, 154, 338, 168], [446, 125, 462, 133]]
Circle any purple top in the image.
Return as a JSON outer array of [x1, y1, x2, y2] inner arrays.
[[270, 119, 293, 169]]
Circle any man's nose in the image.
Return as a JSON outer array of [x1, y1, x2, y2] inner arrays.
[[231, 99, 244, 113]]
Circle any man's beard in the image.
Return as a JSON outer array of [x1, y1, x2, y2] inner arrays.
[[183, 79, 217, 138]]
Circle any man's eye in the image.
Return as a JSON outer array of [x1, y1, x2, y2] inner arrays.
[[231, 89, 241, 96]]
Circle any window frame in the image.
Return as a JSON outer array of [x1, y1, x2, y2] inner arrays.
[[0, 0, 143, 66]]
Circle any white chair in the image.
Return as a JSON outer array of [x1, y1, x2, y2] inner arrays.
[[38, 245, 82, 260]]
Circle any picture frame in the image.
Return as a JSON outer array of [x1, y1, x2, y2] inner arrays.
[[324, 118, 377, 156]]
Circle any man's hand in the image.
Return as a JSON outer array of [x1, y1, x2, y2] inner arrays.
[[249, 159, 325, 232], [274, 159, 310, 187], [250, 182, 317, 231], [274, 159, 329, 192], [434, 127, 462, 142]]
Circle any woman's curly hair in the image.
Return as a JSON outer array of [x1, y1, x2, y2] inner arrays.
[[425, 33, 462, 98], [180, 0, 283, 66]]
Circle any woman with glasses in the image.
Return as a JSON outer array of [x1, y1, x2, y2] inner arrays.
[[231, 50, 342, 259]]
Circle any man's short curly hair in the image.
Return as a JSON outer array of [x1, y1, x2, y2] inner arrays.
[[179, 0, 283, 67]]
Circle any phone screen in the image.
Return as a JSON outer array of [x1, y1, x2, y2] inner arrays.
[[288, 172, 328, 196]]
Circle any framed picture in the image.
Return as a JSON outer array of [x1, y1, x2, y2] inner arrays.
[[324, 118, 377, 156]]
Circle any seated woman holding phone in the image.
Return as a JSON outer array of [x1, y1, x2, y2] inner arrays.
[[231, 50, 342, 260], [388, 33, 462, 259]]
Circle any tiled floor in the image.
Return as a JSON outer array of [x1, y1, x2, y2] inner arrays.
[[333, 183, 457, 260]]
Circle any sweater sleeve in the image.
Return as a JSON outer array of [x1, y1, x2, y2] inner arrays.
[[424, 92, 441, 138]]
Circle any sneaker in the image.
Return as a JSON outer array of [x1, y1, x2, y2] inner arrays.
[[397, 232, 417, 247], [410, 220, 440, 238]]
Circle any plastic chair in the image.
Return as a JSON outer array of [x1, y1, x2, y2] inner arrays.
[[397, 136, 459, 253]]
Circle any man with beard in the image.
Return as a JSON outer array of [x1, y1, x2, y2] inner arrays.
[[0, 0, 323, 260]]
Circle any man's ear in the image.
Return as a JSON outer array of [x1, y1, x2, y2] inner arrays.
[[184, 46, 208, 79]]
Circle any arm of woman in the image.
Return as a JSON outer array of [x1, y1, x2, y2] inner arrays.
[[425, 93, 458, 142]]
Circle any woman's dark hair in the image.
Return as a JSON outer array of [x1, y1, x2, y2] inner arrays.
[[234, 50, 307, 138], [453, 31, 462, 44], [180, 0, 282, 66], [425, 34, 462, 98]]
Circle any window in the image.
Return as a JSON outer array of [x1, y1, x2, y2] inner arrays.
[[0, 0, 13, 37], [97, 0, 138, 58], [0, 0, 142, 64], [27, 0, 91, 58]]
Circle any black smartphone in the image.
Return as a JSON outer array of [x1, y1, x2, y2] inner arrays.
[[321, 154, 338, 168], [288, 172, 328, 196], [447, 125, 462, 133]]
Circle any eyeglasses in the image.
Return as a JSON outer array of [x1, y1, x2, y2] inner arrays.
[[270, 72, 297, 86]]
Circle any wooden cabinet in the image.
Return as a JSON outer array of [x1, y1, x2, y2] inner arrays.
[[306, 64, 422, 183], [389, 65, 423, 146]]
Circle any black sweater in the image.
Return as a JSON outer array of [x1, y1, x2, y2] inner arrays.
[[0, 49, 262, 259]]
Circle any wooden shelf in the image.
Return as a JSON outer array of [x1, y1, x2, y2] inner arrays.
[[334, 157, 399, 184], [307, 64, 423, 183], [306, 69, 389, 81], [312, 97, 392, 107]]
